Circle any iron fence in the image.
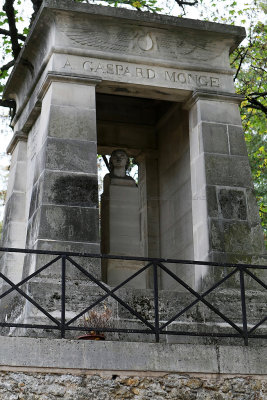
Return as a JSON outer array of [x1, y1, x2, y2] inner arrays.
[[0, 247, 266, 345]]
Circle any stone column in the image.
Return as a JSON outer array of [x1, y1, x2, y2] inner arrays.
[[186, 90, 266, 288], [0, 132, 27, 285], [24, 73, 101, 278]]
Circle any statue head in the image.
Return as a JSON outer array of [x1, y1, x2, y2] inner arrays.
[[109, 149, 130, 176]]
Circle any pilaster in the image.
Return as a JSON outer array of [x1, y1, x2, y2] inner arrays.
[[185, 90, 266, 287], [24, 72, 102, 278]]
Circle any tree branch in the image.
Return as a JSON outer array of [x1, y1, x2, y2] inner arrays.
[[102, 155, 111, 172], [0, 27, 26, 41], [30, 0, 43, 25], [175, 0, 198, 6], [249, 91, 267, 98], [3, 0, 21, 59], [0, 99, 16, 109], [233, 49, 248, 81], [245, 96, 267, 115], [0, 59, 15, 73]]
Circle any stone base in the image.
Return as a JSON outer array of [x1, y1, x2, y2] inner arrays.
[[0, 336, 266, 374]]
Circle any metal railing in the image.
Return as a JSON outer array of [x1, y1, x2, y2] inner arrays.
[[0, 247, 266, 345]]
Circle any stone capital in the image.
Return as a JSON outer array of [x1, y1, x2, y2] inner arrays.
[[183, 89, 244, 110], [6, 130, 28, 154], [38, 71, 102, 101]]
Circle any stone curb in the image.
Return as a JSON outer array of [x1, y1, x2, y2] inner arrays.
[[1, 336, 266, 375]]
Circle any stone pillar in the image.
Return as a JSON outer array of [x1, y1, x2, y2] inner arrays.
[[24, 73, 101, 277], [186, 90, 266, 288], [0, 132, 27, 285]]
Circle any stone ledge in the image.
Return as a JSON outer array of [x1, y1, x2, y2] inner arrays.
[[1, 336, 266, 375]]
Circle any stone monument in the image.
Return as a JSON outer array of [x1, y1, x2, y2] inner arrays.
[[0, 0, 265, 300], [0, 4, 266, 397]]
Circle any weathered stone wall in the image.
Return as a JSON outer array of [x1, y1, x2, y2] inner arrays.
[[0, 369, 266, 399]]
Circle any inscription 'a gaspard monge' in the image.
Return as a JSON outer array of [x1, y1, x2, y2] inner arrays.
[[66, 58, 220, 88]]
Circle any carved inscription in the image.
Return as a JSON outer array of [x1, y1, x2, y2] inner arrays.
[[81, 59, 220, 88], [165, 71, 220, 87]]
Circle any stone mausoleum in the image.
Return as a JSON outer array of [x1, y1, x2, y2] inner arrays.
[[1, 0, 265, 288], [0, 1, 266, 398]]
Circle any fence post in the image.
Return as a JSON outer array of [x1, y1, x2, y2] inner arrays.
[[239, 267, 248, 346], [153, 263, 160, 343], [61, 255, 66, 339]]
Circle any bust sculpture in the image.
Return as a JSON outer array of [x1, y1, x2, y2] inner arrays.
[[104, 149, 136, 186]]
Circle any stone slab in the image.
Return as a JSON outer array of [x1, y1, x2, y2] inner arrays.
[[0, 336, 266, 375]]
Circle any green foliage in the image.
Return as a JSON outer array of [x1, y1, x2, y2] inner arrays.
[[231, 16, 267, 237]]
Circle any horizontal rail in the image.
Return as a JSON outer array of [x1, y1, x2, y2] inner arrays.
[[1, 247, 266, 269]]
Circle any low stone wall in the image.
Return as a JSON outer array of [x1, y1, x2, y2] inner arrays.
[[0, 368, 266, 399], [1, 337, 266, 399]]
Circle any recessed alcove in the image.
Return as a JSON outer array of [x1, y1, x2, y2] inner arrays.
[[96, 93, 194, 289]]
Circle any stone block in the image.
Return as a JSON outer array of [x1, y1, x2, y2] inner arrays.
[[50, 81, 96, 108], [2, 192, 26, 225], [38, 205, 99, 243], [223, 221, 264, 254], [28, 175, 44, 220], [47, 105, 97, 141], [107, 259, 146, 288], [206, 185, 219, 218], [3, 221, 26, 245], [43, 171, 98, 207], [209, 219, 224, 252], [32, 143, 46, 185], [199, 100, 242, 125], [205, 154, 253, 188], [8, 138, 27, 162], [0, 252, 25, 283], [218, 188, 247, 220], [246, 189, 262, 225], [22, 240, 101, 280], [228, 125, 248, 156], [201, 122, 228, 154], [25, 207, 42, 249], [5, 160, 27, 200], [46, 137, 97, 174]]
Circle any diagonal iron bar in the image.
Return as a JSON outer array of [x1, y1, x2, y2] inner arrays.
[[157, 262, 243, 335], [66, 256, 155, 331], [160, 267, 239, 331], [0, 272, 60, 326], [66, 261, 153, 327], [243, 268, 267, 290], [248, 315, 267, 335], [0, 256, 61, 300]]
